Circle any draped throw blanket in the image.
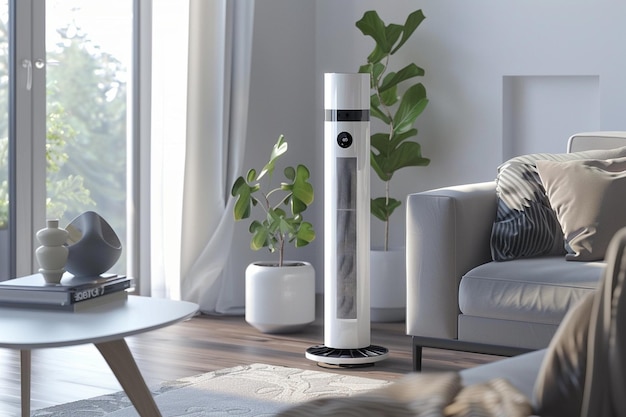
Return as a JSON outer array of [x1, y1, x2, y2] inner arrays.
[[277, 372, 531, 417]]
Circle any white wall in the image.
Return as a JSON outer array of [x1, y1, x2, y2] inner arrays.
[[233, 0, 626, 294], [316, 0, 626, 252]]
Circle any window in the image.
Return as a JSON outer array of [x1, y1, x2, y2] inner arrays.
[[1, 0, 135, 280]]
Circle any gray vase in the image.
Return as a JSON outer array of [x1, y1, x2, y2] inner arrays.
[[65, 211, 122, 277]]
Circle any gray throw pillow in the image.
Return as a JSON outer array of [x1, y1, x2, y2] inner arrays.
[[533, 292, 594, 417], [537, 157, 626, 261], [490, 146, 626, 261]]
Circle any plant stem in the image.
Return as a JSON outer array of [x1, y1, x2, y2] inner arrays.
[[385, 181, 390, 251], [278, 235, 285, 267]]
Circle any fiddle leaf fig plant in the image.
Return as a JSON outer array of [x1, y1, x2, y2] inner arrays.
[[231, 135, 315, 267], [357, 9, 430, 251]]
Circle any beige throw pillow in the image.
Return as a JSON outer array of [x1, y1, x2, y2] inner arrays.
[[536, 157, 626, 261]]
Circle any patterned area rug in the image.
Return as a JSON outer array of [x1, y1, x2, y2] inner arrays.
[[32, 363, 390, 416]]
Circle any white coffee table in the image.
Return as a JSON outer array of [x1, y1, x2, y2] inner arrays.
[[0, 295, 199, 417]]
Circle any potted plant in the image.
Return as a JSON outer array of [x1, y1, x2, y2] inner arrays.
[[231, 135, 316, 333], [356, 9, 430, 321]]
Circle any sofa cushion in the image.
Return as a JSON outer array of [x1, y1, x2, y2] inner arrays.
[[537, 157, 626, 261], [490, 146, 626, 261], [459, 257, 604, 324], [532, 292, 594, 417]]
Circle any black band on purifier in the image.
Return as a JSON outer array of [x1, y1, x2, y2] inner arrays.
[[325, 109, 370, 122]]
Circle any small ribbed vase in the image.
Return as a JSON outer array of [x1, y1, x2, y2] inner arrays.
[[35, 219, 69, 284]]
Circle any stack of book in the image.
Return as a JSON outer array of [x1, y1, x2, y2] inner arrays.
[[0, 273, 134, 311]]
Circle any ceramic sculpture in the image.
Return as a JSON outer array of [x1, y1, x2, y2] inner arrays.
[[65, 211, 122, 277]]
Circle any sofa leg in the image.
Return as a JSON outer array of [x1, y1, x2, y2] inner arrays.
[[412, 341, 422, 372]]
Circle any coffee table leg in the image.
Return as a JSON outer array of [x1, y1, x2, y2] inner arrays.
[[20, 350, 30, 417], [95, 339, 162, 417]]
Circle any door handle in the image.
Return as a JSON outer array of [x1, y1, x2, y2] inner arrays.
[[21, 59, 46, 91], [21, 59, 32, 91]]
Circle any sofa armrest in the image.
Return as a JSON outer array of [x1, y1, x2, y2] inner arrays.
[[406, 181, 497, 340]]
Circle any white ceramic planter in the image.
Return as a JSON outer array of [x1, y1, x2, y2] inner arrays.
[[245, 261, 315, 333], [370, 248, 406, 322]]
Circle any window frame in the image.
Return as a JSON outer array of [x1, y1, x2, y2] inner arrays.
[[10, 0, 47, 278]]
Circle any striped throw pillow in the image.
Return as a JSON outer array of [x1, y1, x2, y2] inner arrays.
[[490, 146, 626, 261]]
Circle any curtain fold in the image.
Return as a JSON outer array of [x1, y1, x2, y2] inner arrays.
[[179, 0, 254, 314]]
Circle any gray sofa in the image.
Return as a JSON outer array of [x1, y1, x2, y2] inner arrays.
[[460, 226, 626, 416], [406, 131, 626, 371]]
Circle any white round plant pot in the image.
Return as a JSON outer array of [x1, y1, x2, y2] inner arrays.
[[370, 248, 406, 322], [245, 261, 315, 334]]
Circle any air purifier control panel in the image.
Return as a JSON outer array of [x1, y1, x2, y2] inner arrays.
[[337, 131, 353, 148]]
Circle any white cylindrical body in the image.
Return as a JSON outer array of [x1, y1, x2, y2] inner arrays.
[[323, 73, 370, 349]]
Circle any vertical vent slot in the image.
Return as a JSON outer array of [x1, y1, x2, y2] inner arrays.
[[336, 157, 357, 319]]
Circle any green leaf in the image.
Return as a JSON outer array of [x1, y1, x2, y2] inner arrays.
[[379, 141, 430, 177], [379, 64, 425, 94], [246, 168, 257, 183], [290, 165, 314, 215], [371, 197, 402, 222], [267, 208, 286, 233], [371, 197, 387, 222], [371, 133, 391, 157], [257, 134, 288, 180], [278, 216, 292, 235], [371, 103, 391, 124], [393, 83, 428, 134], [249, 220, 269, 251], [367, 45, 387, 65], [284, 166, 295, 180], [380, 87, 398, 108], [391, 10, 426, 55], [358, 63, 372, 74], [370, 94, 391, 124], [389, 128, 418, 150], [384, 23, 403, 53], [356, 11, 389, 53], [231, 176, 253, 220], [370, 151, 389, 182], [372, 62, 385, 82], [294, 221, 315, 247]]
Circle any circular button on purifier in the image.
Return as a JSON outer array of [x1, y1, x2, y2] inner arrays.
[[337, 132, 353, 148]]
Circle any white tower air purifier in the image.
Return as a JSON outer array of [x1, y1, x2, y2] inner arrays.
[[306, 73, 389, 367]]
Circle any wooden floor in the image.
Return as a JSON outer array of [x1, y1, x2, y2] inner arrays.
[[0, 307, 503, 415]]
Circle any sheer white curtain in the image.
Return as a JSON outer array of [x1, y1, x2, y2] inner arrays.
[[150, 0, 254, 314]]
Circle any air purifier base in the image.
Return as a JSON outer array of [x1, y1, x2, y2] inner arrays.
[[305, 344, 389, 367]]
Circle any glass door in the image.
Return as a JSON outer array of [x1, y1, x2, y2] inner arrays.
[[45, 1, 132, 274]]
